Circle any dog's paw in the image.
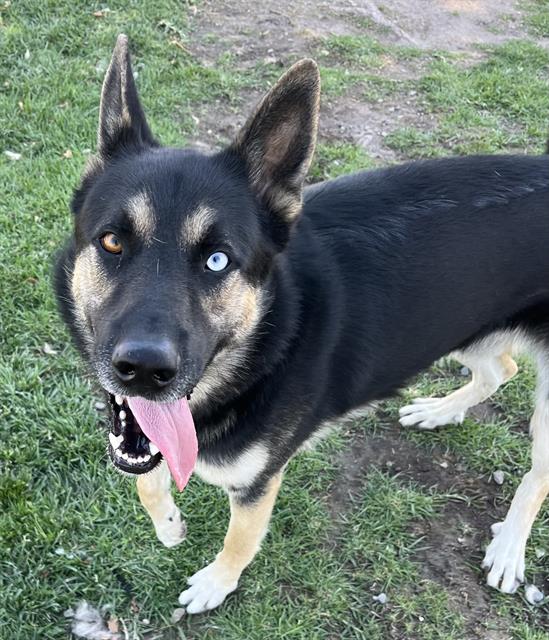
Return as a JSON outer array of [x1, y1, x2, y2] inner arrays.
[[482, 521, 525, 594], [154, 507, 187, 548], [399, 397, 465, 430], [178, 560, 238, 614]]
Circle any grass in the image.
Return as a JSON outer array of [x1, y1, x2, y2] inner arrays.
[[2, 1, 549, 639], [310, 142, 376, 181], [387, 40, 549, 157], [525, 0, 549, 36]]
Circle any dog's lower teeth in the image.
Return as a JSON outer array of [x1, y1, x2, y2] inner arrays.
[[115, 395, 123, 405], [121, 420, 126, 428], [119, 410, 126, 420], [109, 433, 124, 449], [149, 443, 160, 456]]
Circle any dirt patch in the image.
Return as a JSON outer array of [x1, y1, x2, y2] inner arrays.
[[185, 0, 545, 159], [336, 0, 547, 51], [326, 422, 515, 638]]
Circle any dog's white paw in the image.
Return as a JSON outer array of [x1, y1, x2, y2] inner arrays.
[[482, 520, 525, 594], [178, 560, 238, 614], [399, 397, 466, 430], [154, 507, 186, 548]]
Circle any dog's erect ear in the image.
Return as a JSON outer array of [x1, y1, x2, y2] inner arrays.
[[230, 59, 320, 223], [98, 34, 157, 159]]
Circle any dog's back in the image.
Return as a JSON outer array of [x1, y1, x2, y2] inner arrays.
[[296, 154, 549, 402]]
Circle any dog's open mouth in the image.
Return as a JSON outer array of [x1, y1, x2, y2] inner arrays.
[[106, 393, 198, 491], [107, 394, 162, 474]]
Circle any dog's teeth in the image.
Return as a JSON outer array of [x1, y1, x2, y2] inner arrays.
[[120, 420, 126, 428], [115, 395, 123, 405], [109, 433, 123, 450], [121, 452, 129, 461], [119, 410, 126, 420], [142, 454, 151, 462], [149, 443, 160, 456]]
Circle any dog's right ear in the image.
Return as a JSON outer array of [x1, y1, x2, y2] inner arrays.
[[97, 34, 157, 159]]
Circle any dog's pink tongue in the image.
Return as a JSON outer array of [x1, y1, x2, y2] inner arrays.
[[127, 397, 197, 491]]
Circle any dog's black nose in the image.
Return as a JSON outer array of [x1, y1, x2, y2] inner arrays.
[[112, 339, 178, 390]]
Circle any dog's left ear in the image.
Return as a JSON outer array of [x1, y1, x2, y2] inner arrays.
[[230, 59, 320, 224], [97, 34, 157, 160]]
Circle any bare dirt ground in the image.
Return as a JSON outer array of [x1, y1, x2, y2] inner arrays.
[[186, 0, 547, 160]]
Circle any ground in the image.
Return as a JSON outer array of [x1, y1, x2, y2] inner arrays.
[[1, 1, 549, 639]]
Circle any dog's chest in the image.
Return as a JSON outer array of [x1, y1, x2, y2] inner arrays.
[[194, 442, 269, 491]]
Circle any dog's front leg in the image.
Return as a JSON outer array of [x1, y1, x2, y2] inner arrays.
[[136, 460, 187, 548], [179, 472, 283, 614]]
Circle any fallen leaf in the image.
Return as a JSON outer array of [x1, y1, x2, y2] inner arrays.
[[107, 617, 119, 633], [63, 149, 73, 159], [4, 150, 22, 161]]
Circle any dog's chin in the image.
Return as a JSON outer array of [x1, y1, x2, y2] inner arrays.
[[106, 393, 163, 476]]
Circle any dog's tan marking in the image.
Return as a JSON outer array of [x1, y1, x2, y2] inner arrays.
[[71, 245, 112, 346], [202, 272, 262, 340], [136, 460, 186, 548], [181, 205, 216, 247], [190, 276, 263, 409], [126, 191, 155, 242], [179, 472, 283, 613], [219, 472, 282, 573]]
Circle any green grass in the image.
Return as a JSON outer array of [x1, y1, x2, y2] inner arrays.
[[2, 1, 549, 639], [315, 34, 423, 100], [524, 0, 549, 36], [387, 40, 549, 157], [310, 142, 376, 181]]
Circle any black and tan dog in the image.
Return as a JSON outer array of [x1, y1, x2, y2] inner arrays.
[[55, 35, 549, 613]]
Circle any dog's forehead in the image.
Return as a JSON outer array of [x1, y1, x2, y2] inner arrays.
[[90, 148, 253, 243]]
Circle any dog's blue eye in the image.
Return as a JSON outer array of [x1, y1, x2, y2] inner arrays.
[[206, 251, 229, 272]]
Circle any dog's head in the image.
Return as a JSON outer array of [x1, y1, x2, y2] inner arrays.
[[55, 35, 320, 487]]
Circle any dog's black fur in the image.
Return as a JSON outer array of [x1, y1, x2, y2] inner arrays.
[[55, 38, 549, 511]]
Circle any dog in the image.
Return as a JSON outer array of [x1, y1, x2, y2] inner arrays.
[[55, 34, 549, 613]]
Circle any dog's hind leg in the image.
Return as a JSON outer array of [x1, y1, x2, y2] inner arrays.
[[399, 340, 518, 430], [136, 459, 187, 548], [179, 472, 283, 614], [482, 356, 549, 593]]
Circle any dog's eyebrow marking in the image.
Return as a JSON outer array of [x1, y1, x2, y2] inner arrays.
[[181, 205, 216, 247], [126, 191, 156, 242]]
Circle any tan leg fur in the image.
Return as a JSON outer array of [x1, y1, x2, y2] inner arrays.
[[136, 460, 187, 548], [179, 472, 283, 614]]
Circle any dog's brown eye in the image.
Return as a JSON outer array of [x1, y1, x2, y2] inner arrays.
[[100, 232, 122, 254]]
